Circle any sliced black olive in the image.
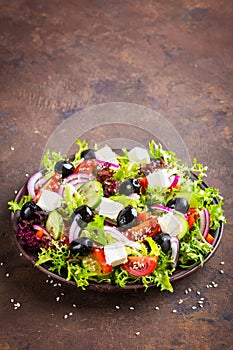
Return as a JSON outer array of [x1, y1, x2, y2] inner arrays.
[[118, 178, 141, 195], [54, 160, 74, 178], [70, 237, 94, 256], [80, 149, 96, 160], [72, 205, 94, 228], [117, 205, 138, 231], [166, 197, 190, 214], [20, 201, 42, 220], [152, 233, 171, 253]]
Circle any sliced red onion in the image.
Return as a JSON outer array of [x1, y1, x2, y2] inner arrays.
[[27, 172, 43, 199], [69, 219, 81, 243], [199, 208, 210, 238], [170, 236, 180, 268], [63, 173, 95, 189], [32, 224, 50, 237], [168, 175, 180, 189], [128, 193, 140, 199], [151, 204, 188, 218], [96, 159, 120, 168], [58, 184, 66, 198], [104, 226, 141, 249]]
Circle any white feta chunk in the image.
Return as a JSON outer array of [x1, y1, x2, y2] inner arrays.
[[37, 190, 62, 212], [146, 169, 171, 188], [97, 197, 123, 220], [128, 147, 150, 165], [95, 145, 118, 165], [158, 213, 181, 236], [104, 242, 128, 267]]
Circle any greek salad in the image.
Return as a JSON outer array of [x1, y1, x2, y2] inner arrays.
[[8, 140, 225, 292]]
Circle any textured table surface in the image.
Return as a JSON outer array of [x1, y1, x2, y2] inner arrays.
[[0, 1, 232, 349]]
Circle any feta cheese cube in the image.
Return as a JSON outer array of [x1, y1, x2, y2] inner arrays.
[[158, 213, 180, 235], [104, 242, 128, 267], [37, 190, 62, 212], [146, 169, 171, 188], [128, 147, 150, 165], [95, 145, 118, 165], [97, 197, 123, 220]]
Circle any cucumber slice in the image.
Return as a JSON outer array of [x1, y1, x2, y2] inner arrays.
[[158, 212, 189, 239], [166, 190, 198, 208], [78, 180, 103, 208], [46, 210, 63, 240]]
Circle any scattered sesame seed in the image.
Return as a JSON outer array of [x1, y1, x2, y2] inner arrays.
[[135, 332, 140, 336], [199, 304, 204, 308], [172, 309, 177, 313], [58, 283, 62, 287], [196, 291, 201, 295], [25, 173, 29, 177], [198, 301, 204, 304], [5, 273, 10, 277], [192, 306, 197, 310], [154, 306, 160, 310], [185, 289, 188, 294], [10, 146, 15, 151], [206, 285, 209, 288], [69, 312, 73, 316], [19, 253, 23, 256], [63, 314, 68, 319], [129, 306, 135, 310], [45, 279, 49, 283], [200, 297, 205, 301], [53, 283, 57, 287], [61, 292, 64, 296], [0, 262, 3, 266], [10, 299, 14, 303], [14, 190, 18, 194], [188, 288, 192, 292], [56, 297, 60, 302], [50, 279, 54, 284], [178, 299, 183, 304], [220, 261, 225, 265], [72, 304, 77, 308], [213, 284, 218, 288], [115, 305, 120, 309], [220, 270, 224, 274]]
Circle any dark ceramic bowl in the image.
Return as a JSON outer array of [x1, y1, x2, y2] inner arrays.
[[10, 174, 224, 292]]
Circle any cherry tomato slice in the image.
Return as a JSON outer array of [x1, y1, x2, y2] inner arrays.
[[74, 159, 97, 175], [138, 211, 152, 222], [93, 247, 113, 274], [122, 217, 160, 241], [122, 256, 158, 277]]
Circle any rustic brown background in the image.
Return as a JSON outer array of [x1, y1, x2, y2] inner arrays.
[[0, 1, 232, 349]]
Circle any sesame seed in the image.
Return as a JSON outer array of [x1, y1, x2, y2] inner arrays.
[[129, 306, 135, 310], [198, 301, 204, 304], [154, 306, 160, 310], [58, 283, 62, 287], [63, 314, 68, 319], [50, 279, 54, 284], [53, 283, 57, 287], [213, 284, 218, 288], [199, 304, 204, 308], [135, 331, 140, 336], [184, 289, 188, 294], [192, 306, 197, 310], [178, 299, 183, 304], [10, 299, 14, 303], [10, 146, 15, 151], [45, 279, 49, 283], [196, 291, 201, 295], [188, 288, 192, 292], [115, 305, 120, 309], [69, 312, 73, 316], [220, 270, 224, 274], [56, 297, 60, 302], [200, 297, 205, 301], [220, 261, 225, 265], [0, 262, 4, 266], [72, 304, 77, 308], [61, 292, 64, 296], [5, 273, 10, 277], [19, 253, 23, 256], [25, 173, 29, 177], [172, 309, 177, 313]]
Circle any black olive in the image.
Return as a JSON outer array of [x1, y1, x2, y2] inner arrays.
[[54, 160, 74, 178], [153, 233, 171, 253], [80, 149, 96, 160], [72, 205, 94, 228], [117, 205, 138, 231], [70, 237, 94, 256], [166, 197, 190, 214], [118, 178, 141, 195], [20, 201, 42, 220]]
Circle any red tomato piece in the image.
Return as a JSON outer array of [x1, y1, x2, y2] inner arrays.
[[93, 247, 113, 274], [123, 217, 160, 242], [122, 256, 158, 277], [74, 159, 97, 175], [139, 177, 148, 194], [138, 211, 152, 222], [206, 233, 214, 244]]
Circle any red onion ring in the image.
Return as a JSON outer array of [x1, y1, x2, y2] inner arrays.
[[27, 172, 43, 199]]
